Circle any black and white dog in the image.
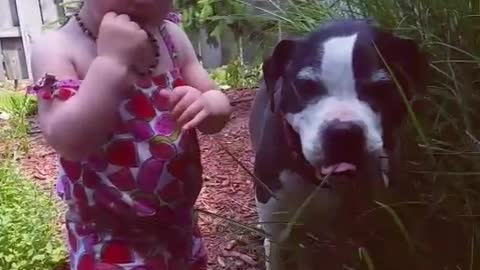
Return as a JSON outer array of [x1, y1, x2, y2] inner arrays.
[[248, 19, 428, 269]]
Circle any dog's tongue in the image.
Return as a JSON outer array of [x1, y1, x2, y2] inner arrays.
[[321, 163, 357, 175]]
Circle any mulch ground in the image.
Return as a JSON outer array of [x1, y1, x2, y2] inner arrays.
[[20, 89, 265, 270]]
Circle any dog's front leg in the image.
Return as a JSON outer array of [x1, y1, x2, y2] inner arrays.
[[266, 238, 289, 270], [257, 196, 292, 270], [263, 237, 273, 270], [257, 197, 302, 270]]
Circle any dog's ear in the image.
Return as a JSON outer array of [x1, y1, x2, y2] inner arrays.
[[263, 39, 297, 112], [375, 31, 429, 102]]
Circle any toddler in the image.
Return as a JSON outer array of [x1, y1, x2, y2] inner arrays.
[[28, 1, 232, 269]]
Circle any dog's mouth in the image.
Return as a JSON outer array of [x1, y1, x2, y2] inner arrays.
[[316, 120, 366, 178], [320, 162, 358, 177], [316, 148, 363, 178]]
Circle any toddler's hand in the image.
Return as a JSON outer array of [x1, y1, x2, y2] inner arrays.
[[166, 86, 219, 131], [97, 12, 152, 73]]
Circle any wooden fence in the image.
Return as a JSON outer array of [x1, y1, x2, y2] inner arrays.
[[0, 0, 66, 81]]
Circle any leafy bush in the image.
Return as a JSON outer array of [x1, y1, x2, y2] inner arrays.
[[0, 162, 67, 270], [243, 0, 480, 268], [0, 91, 38, 118], [176, 0, 252, 43], [209, 57, 262, 89], [0, 91, 38, 155]]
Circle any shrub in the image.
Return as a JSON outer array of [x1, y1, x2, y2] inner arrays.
[[0, 162, 67, 270]]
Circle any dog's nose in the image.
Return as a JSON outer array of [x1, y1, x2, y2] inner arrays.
[[322, 120, 366, 163]]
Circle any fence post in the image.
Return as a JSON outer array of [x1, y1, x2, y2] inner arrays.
[[0, 0, 16, 81], [14, 0, 43, 80], [0, 42, 5, 81]]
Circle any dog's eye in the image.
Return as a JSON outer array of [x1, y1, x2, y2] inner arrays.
[[363, 81, 394, 99], [294, 79, 325, 94], [360, 80, 400, 112], [296, 79, 315, 89]]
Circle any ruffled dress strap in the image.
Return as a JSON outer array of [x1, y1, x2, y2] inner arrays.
[[27, 73, 80, 101], [165, 12, 182, 25]]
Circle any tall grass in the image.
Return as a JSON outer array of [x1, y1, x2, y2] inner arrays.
[[0, 162, 67, 270], [0, 85, 65, 269], [234, 0, 480, 269]]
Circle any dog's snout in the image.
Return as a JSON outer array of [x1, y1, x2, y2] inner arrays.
[[322, 120, 366, 163], [324, 120, 364, 146]]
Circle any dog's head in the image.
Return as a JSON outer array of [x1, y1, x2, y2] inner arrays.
[[264, 19, 428, 179]]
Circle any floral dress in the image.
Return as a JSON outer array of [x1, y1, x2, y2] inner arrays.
[[28, 14, 207, 270]]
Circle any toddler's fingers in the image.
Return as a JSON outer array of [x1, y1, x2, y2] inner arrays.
[[171, 94, 194, 120], [177, 101, 203, 127], [182, 110, 209, 131], [169, 87, 189, 109], [103, 12, 118, 21], [155, 88, 180, 110], [117, 14, 132, 22]]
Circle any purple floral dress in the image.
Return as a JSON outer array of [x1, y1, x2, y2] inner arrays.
[[29, 14, 207, 270]]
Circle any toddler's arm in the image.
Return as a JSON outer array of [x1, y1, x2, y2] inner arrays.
[[31, 33, 130, 161], [32, 12, 150, 161], [165, 21, 232, 134]]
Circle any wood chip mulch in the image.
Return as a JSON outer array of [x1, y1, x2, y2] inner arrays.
[[19, 89, 265, 270]]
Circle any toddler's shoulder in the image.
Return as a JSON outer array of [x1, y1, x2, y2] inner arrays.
[[162, 16, 196, 66], [32, 28, 71, 58], [31, 25, 81, 82], [31, 28, 76, 74]]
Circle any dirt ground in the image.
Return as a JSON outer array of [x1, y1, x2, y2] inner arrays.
[[20, 89, 265, 270]]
